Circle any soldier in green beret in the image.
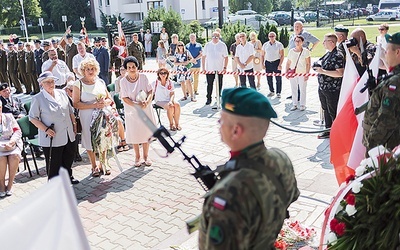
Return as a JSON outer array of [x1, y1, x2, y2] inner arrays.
[[362, 32, 400, 152], [199, 88, 300, 249]]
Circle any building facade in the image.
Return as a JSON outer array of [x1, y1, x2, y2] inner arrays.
[[91, 0, 229, 28]]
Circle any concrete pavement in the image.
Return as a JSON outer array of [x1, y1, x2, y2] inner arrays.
[[0, 57, 338, 249]]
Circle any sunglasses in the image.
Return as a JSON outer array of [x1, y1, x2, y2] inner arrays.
[[159, 72, 168, 75], [268, 36, 275, 37], [212, 36, 219, 39], [295, 40, 302, 42], [177, 44, 184, 47], [378, 28, 386, 31]]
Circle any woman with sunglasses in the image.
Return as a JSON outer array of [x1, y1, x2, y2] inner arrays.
[[120, 56, 156, 167], [174, 41, 196, 102], [377, 23, 389, 77], [285, 35, 311, 111], [153, 69, 181, 131]]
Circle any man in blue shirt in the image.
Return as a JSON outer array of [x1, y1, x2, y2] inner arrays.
[[186, 33, 202, 95]]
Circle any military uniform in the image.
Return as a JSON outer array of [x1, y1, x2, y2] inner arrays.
[[34, 45, 44, 76], [7, 47, 23, 93], [25, 50, 39, 93], [0, 48, 7, 83], [17, 48, 32, 93], [128, 41, 145, 70], [198, 88, 300, 250], [110, 45, 122, 77], [56, 47, 66, 62], [65, 42, 78, 72], [362, 33, 400, 151]]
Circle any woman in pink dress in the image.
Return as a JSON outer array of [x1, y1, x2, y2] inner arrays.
[[120, 56, 156, 167]]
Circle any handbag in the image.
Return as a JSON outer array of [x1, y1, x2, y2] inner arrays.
[[0, 141, 16, 152], [75, 81, 83, 133], [287, 49, 303, 78]]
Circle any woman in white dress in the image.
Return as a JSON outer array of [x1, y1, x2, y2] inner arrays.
[[144, 29, 152, 57], [120, 56, 156, 167], [160, 27, 169, 52]]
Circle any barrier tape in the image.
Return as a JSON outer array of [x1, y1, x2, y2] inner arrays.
[[136, 69, 318, 77]]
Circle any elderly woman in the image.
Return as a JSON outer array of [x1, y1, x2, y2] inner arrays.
[[72, 58, 114, 177], [0, 102, 22, 197], [153, 68, 181, 131], [249, 31, 263, 89], [29, 71, 78, 184], [285, 35, 311, 111], [120, 56, 156, 167]]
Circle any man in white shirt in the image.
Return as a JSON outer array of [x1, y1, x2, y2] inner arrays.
[[42, 48, 70, 88], [202, 31, 228, 105], [235, 32, 256, 89], [262, 32, 285, 97], [72, 41, 95, 79]]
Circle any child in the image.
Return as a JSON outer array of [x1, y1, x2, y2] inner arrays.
[[156, 40, 167, 69]]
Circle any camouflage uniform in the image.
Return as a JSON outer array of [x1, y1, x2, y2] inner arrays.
[[128, 41, 145, 70], [199, 143, 300, 250], [362, 64, 400, 151]]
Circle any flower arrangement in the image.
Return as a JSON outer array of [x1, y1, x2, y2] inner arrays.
[[323, 145, 400, 249], [274, 219, 316, 249]]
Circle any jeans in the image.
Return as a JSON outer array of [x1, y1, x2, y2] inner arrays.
[[239, 69, 256, 89], [265, 59, 282, 94]]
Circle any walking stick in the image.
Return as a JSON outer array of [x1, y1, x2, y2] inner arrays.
[[46, 123, 55, 178]]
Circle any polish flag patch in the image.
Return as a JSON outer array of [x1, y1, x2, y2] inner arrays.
[[212, 197, 227, 211], [389, 85, 397, 92]]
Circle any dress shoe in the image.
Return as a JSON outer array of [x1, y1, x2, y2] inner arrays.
[[34, 149, 43, 158], [317, 131, 330, 139], [70, 177, 80, 185], [74, 153, 83, 162], [24, 92, 31, 95], [205, 99, 211, 105], [286, 95, 292, 99], [15, 90, 23, 94]]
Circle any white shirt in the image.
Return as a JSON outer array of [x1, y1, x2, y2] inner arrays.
[[72, 53, 95, 79], [152, 80, 174, 102], [235, 42, 254, 71], [203, 41, 228, 71], [262, 41, 284, 62], [41, 59, 70, 86]]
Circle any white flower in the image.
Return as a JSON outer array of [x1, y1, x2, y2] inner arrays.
[[335, 204, 344, 215], [394, 147, 400, 159], [346, 204, 357, 216], [368, 145, 389, 158], [327, 232, 338, 245], [355, 165, 366, 177], [352, 181, 363, 193]]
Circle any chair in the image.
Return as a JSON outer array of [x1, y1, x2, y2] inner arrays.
[[113, 93, 124, 120], [153, 104, 163, 125], [107, 83, 115, 93], [17, 116, 40, 177], [23, 101, 31, 113]]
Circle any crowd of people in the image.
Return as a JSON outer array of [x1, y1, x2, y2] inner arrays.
[[0, 22, 398, 200]]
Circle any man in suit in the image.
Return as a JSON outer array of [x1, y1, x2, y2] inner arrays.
[[0, 42, 8, 84], [138, 28, 145, 45], [25, 42, 39, 94], [34, 40, 44, 76], [93, 37, 110, 84], [65, 34, 78, 72], [7, 43, 23, 94]]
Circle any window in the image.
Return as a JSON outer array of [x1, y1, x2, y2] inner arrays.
[[99, 0, 102, 7], [202, 0, 205, 10], [148, 1, 163, 9], [106, 0, 110, 6]]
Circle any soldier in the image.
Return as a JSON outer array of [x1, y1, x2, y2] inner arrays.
[[25, 42, 39, 94], [362, 32, 400, 152], [93, 37, 110, 84], [128, 33, 145, 70], [79, 35, 92, 53], [7, 43, 23, 94], [199, 88, 299, 249], [0, 42, 8, 84], [34, 40, 44, 76], [52, 39, 66, 62], [334, 25, 349, 60], [17, 42, 32, 94], [65, 34, 78, 72], [42, 40, 51, 62]]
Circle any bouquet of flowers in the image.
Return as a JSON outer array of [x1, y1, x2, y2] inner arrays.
[[274, 219, 316, 250], [322, 145, 400, 249]]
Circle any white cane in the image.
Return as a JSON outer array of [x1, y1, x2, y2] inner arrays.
[[313, 108, 325, 126], [212, 70, 221, 110]]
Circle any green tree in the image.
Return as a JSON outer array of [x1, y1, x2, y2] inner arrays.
[[221, 22, 252, 49], [280, 0, 294, 11], [229, 0, 273, 14], [0, 0, 41, 27], [178, 21, 205, 45], [279, 27, 289, 47], [48, 0, 94, 31], [143, 7, 183, 41]]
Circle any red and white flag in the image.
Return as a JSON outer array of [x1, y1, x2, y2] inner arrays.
[[117, 20, 127, 58], [330, 45, 381, 185]]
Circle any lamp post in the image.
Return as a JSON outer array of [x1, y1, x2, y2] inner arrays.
[[62, 15, 68, 31], [106, 16, 112, 48], [19, 0, 29, 42]]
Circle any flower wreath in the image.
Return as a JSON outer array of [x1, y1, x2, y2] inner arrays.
[[321, 145, 400, 250]]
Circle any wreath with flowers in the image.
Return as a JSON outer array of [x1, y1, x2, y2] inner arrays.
[[274, 219, 316, 249], [321, 145, 400, 250]]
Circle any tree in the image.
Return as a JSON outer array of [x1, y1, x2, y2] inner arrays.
[[48, 0, 94, 31], [280, 0, 294, 11], [178, 21, 205, 45], [0, 0, 41, 27], [143, 7, 183, 40], [229, 0, 273, 14]]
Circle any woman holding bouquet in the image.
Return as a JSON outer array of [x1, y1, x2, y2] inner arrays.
[[72, 58, 114, 177], [120, 56, 156, 167]]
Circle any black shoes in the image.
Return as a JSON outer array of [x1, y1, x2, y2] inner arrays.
[[70, 176, 80, 185], [286, 96, 292, 99], [317, 131, 330, 139], [205, 99, 211, 105], [34, 148, 43, 158], [74, 153, 82, 162]]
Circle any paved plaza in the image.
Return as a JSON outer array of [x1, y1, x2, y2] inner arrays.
[[0, 57, 339, 249]]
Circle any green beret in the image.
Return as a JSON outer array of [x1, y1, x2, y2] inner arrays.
[[334, 25, 349, 33], [221, 88, 277, 119], [385, 32, 400, 45]]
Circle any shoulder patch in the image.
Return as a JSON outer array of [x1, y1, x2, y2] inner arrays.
[[209, 225, 224, 245], [212, 196, 227, 211], [382, 97, 391, 107]]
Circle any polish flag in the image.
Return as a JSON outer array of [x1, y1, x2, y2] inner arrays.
[[330, 45, 381, 185], [117, 20, 127, 58]]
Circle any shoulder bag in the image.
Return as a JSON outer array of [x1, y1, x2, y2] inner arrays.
[[287, 49, 303, 78], [75, 81, 83, 133]]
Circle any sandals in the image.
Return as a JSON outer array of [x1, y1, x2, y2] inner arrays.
[[117, 140, 130, 152], [180, 97, 187, 101], [91, 167, 101, 177], [100, 169, 111, 175], [134, 159, 142, 167], [170, 124, 177, 131], [144, 159, 152, 166], [176, 125, 182, 131]]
